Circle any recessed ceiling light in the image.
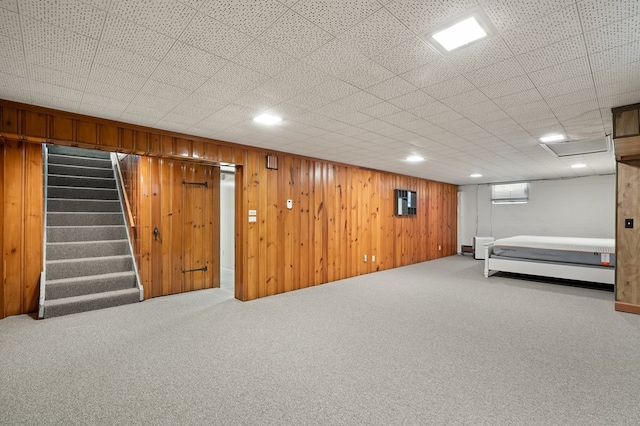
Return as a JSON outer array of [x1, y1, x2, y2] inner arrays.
[[406, 155, 424, 162], [253, 114, 282, 125], [431, 17, 487, 52], [571, 163, 587, 169], [470, 173, 482, 178], [539, 134, 565, 143]]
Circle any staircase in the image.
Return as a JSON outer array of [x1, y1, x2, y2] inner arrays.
[[40, 145, 142, 318]]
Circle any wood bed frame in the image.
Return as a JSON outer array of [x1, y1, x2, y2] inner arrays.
[[483, 242, 615, 285]]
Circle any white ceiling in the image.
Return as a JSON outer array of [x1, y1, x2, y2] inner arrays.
[[1, 0, 638, 185]]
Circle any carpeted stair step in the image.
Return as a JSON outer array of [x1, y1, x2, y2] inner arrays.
[[48, 153, 112, 169], [48, 186, 119, 200], [48, 174, 116, 189], [46, 255, 134, 281], [45, 271, 137, 300], [47, 145, 111, 159], [48, 163, 115, 178], [47, 225, 127, 242], [47, 239, 130, 260], [47, 212, 124, 226], [43, 288, 140, 318], [48, 198, 121, 212]]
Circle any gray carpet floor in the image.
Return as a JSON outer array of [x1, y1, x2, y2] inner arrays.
[[1, 256, 639, 425]]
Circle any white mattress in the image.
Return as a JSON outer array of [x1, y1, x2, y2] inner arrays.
[[492, 235, 614, 253]]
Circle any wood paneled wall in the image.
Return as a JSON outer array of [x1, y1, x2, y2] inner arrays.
[[0, 140, 43, 318], [238, 150, 457, 301], [615, 160, 640, 314], [0, 100, 457, 318], [119, 154, 221, 299]]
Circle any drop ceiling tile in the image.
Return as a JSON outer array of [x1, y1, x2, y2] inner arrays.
[[517, 35, 588, 73], [537, 74, 595, 98], [80, 0, 111, 10], [339, 59, 395, 89], [425, 110, 464, 126], [441, 89, 490, 110], [360, 101, 402, 118], [479, 0, 575, 32], [503, 100, 555, 122], [162, 41, 227, 77], [338, 8, 414, 58], [101, 14, 173, 61], [150, 63, 207, 91], [31, 93, 80, 111], [386, 0, 477, 34], [264, 102, 310, 120], [232, 40, 298, 77], [366, 76, 416, 100], [259, 10, 334, 59], [444, 36, 514, 74], [233, 92, 279, 111], [0, 34, 24, 59], [25, 42, 93, 76], [274, 60, 332, 89], [527, 56, 591, 87], [544, 88, 598, 108], [463, 57, 526, 87], [401, 59, 460, 88], [408, 101, 453, 119], [200, 0, 287, 37], [0, 55, 26, 75], [308, 78, 360, 101], [388, 90, 436, 110], [286, 91, 332, 110], [382, 111, 420, 126], [302, 38, 368, 76], [140, 79, 191, 103], [19, 0, 106, 39], [589, 40, 640, 72], [336, 91, 382, 110], [88, 62, 146, 91], [501, 5, 582, 55], [180, 12, 254, 60], [119, 111, 161, 127], [0, 71, 30, 91], [493, 88, 544, 109], [85, 79, 138, 102], [578, 0, 640, 32], [109, 0, 196, 38], [372, 37, 440, 74], [291, 0, 381, 35], [422, 75, 475, 100], [31, 80, 83, 102], [180, 93, 228, 111], [480, 75, 535, 99], [552, 99, 600, 121], [21, 15, 98, 57], [253, 80, 304, 102], [81, 92, 129, 111], [0, 7, 21, 39], [0, 0, 17, 12], [77, 103, 123, 121], [583, 14, 640, 54], [27, 63, 87, 91], [196, 79, 248, 102], [212, 63, 270, 90]]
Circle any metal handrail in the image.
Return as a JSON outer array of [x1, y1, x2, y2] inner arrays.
[[38, 145, 49, 319], [111, 153, 144, 301]]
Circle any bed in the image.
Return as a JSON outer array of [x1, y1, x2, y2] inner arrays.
[[484, 235, 615, 285]]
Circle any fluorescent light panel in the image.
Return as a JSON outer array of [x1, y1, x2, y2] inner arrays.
[[431, 17, 487, 51], [253, 114, 282, 125], [539, 134, 565, 143]]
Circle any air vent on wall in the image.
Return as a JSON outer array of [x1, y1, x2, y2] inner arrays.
[[540, 138, 608, 157]]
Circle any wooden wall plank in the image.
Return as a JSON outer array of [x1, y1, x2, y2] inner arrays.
[[3, 140, 24, 317], [0, 141, 4, 319], [25, 111, 48, 137], [617, 160, 640, 306], [23, 143, 43, 313]]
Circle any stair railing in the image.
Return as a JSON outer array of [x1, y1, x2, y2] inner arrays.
[[111, 153, 144, 301], [38, 145, 49, 319]]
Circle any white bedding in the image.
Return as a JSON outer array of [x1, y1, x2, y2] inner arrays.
[[492, 235, 614, 254]]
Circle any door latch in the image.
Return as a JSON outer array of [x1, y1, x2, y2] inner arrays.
[[153, 227, 159, 241]]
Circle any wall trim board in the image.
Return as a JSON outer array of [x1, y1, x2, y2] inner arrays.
[[0, 100, 458, 317], [614, 302, 640, 315]]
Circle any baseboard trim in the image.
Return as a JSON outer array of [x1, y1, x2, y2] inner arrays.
[[615, 302, 640, 315]]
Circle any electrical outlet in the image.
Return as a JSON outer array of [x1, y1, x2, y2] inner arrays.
[[364, 254, 367, 262], [372, 255, 375, 262]]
